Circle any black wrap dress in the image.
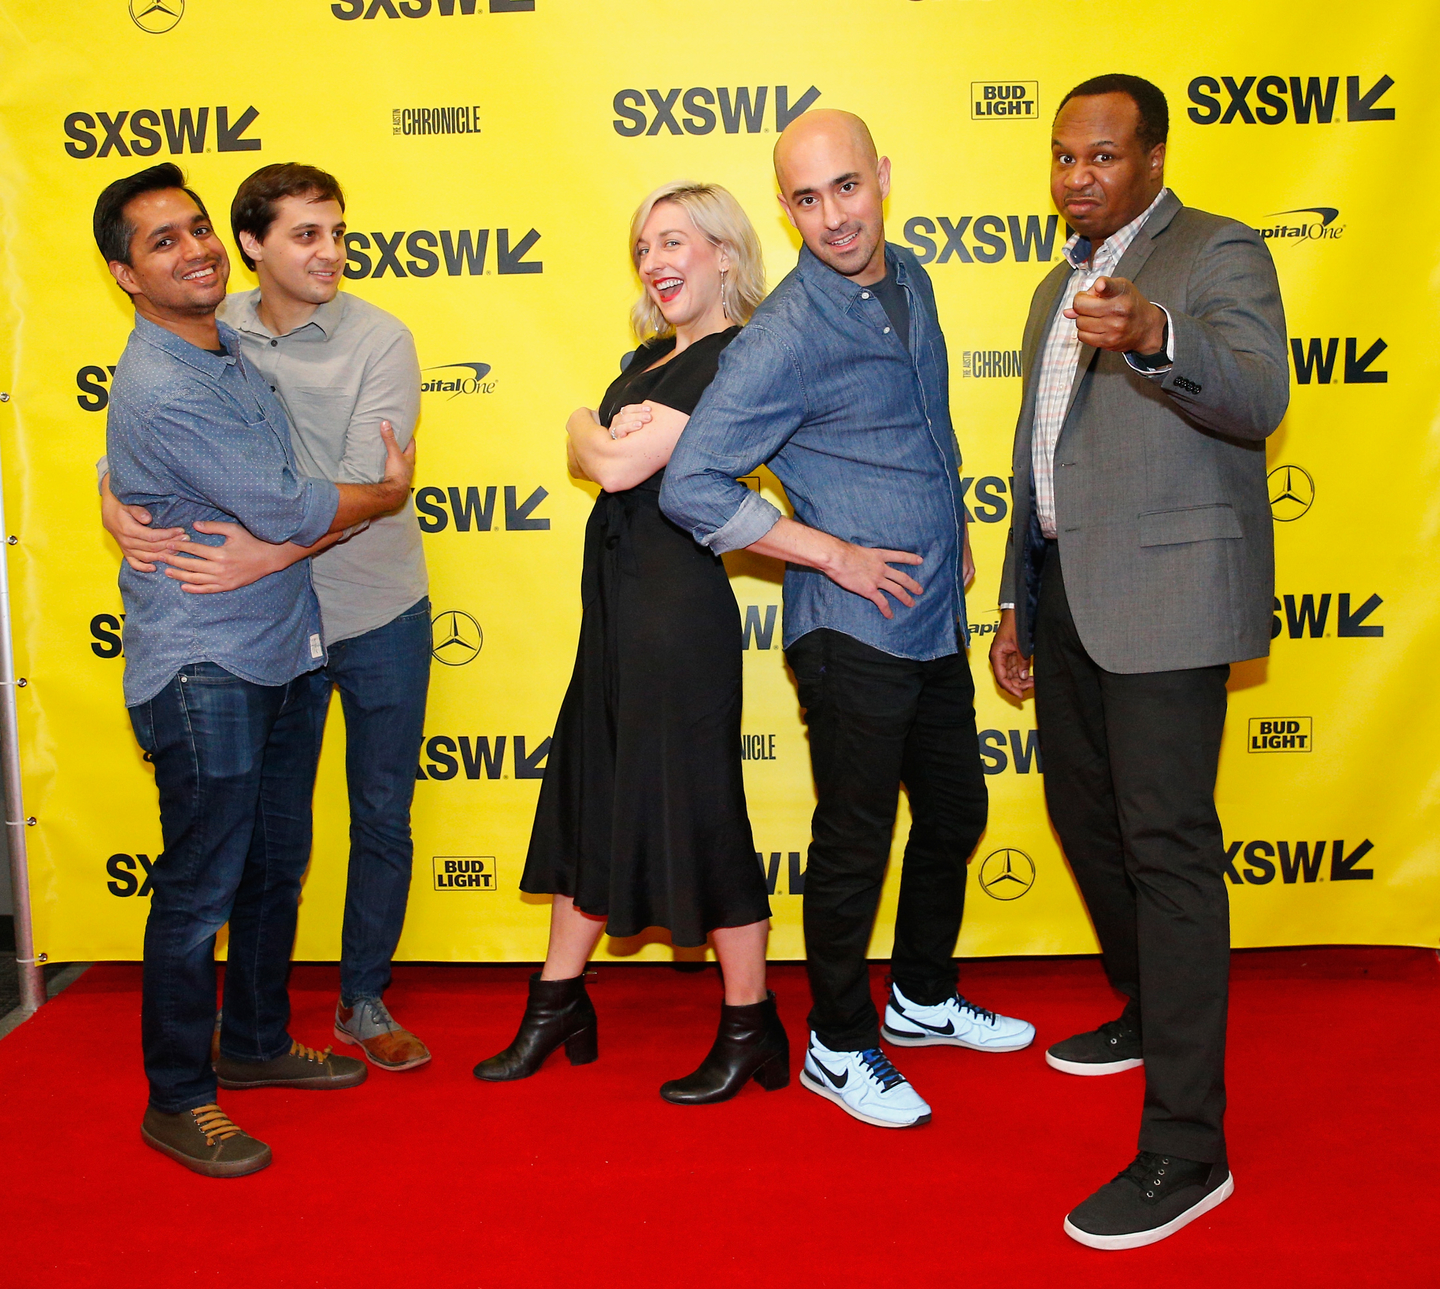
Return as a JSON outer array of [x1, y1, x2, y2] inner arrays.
[[520, 327, 771, 946]]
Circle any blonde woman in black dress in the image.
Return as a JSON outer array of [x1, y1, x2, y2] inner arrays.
[[474, 182, 787, 1104]]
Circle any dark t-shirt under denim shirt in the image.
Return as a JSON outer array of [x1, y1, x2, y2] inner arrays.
[[105, 315, 339, 706], [660, 243, 967, 661]]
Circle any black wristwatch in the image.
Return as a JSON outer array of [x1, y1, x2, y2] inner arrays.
[[1127, 314, 1171, 371]]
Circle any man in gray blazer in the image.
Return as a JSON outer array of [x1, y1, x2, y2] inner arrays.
[[989, 74, 1288, 1250]]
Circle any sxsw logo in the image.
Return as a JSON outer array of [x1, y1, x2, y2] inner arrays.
[[743, 606, 780, 651], [64, 106, 260, 158], [1257, 207, 1344, 245], [344, 229, 541, 278], [612, 86, 821, 137], [1290, 337, 1387, 385], [106, 853, 153, 897], [1187, 75, 1395, 124], [432, 856, 496, 890], [978, 729, 1042, 775], [757, 850, 806, 897], [417, 735, 550, 780], [972, 82, 1038, 119], [961, 350, 1022, 378], [1225, 838, 1374, 885], [1272, 594, 1384, 639], [77, 366, 117, 411], [1248, 718, 1312, 753], [423, 362, 495, 398], [903, 215, 1059, 264], [415, 486, 549, 532], [91, 614, 124, 658], [333, 0, 532, 17]]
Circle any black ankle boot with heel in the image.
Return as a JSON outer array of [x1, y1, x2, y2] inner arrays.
[[473, 972, 598, 1081], [660, 990, 789, 1105]]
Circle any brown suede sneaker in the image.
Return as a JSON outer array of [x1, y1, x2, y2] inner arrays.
[[334, 997, 432, 1072], [141, 1103, 272, 1178], [214, 1039, 368, 1090]]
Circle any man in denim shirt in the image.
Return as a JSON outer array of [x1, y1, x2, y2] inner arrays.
[[663, 111, 1035, 1129], [95, 164, 414, 1177]]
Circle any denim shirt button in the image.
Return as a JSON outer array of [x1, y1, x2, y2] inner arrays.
[[860, 291, 870, 299]]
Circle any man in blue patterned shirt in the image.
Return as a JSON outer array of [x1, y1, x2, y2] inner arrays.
[[94, 164, 414, 1178], [663, 111, 1035, 1130]]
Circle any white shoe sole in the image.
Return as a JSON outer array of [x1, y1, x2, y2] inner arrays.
[[1063, 1172, 1234, 1250], [799, 1069, 932, 1129], [882, 1022, 1035, 1053], [1045, 1050, 1144, 1076]]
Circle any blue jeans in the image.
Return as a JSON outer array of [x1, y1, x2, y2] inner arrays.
[[314, 597, 431, 1005], [130, 662, 324, 1113]]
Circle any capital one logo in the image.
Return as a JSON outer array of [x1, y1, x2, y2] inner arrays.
[[612, 85, 821, 137]]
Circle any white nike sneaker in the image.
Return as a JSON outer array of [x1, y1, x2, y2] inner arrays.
[[881, 981, 1036, 1052], [799, 1033, 932, 1128]]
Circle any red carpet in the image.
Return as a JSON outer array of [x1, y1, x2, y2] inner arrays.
[[1, 949, 1435, 1288]]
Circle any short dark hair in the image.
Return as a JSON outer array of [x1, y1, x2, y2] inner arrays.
[[1057, 74, 1169, 152], [230, 163, 346, 270], [93, 163, 211, 267]]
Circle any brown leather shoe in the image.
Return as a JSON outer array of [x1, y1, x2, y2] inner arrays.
[[141, 1103, 272, 1178], [214, 1039, 368, 1090], [334, 997, 432, 1072]]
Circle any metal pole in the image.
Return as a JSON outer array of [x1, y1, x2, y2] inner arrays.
[[0, 391, 44, 1015]]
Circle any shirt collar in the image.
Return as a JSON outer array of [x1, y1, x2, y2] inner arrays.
[[131, 313, 238, 374], [227, 286, 344, 340], [796, 241, 906, 310], [1064, 186, 1170, 271]]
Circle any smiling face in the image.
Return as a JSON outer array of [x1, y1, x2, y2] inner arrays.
[[634, 200, 730, 334], [1050, 91, 1165, 243], [109, 187, 229, 315], [240, 194, 346, 307], [774, 110, 890, 284]]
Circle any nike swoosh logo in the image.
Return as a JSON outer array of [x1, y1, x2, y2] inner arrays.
[[904, 1017, 955, 1036], [811, 1058, 848, 1089]]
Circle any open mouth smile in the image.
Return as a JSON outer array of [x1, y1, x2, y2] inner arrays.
[[181, 264, 218, 283], [653, 276, 684, 303]]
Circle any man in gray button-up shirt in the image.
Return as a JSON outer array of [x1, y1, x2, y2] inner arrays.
[[103, 164, 434, 1074], [95, 164, 415, 1176]]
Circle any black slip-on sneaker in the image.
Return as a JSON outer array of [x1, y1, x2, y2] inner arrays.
[[1064, 1152, 1233, 1250]]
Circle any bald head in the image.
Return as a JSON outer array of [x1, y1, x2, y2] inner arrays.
[[773, 109, 879, 194], [773, 109, 890, 284]]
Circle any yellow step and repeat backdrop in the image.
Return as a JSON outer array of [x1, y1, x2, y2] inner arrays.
[[1, 0, 1437, 963]]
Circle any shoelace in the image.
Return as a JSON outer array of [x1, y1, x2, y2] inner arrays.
[[190, 1103, 244, 1147], [858, 1048, 907, 1092], [1098, 1016, 1139, 1044], [358, 998, 396, 1030], [957, 996, 997, 1024], [289, 1039, 333, 1064], [1115, 1152, 1172, 1198]]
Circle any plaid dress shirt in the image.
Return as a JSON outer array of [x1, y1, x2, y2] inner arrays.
[[1030, 187, 1171, 538]]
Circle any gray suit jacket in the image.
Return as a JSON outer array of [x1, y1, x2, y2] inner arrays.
[[998, 190, 1289, 674]]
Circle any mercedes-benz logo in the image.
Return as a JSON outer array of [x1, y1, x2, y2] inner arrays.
[[431, 610, 483, 667], [1267, 464, 1315, 522], [129, 0, 184, 33], [978, 848, 1036, 901]]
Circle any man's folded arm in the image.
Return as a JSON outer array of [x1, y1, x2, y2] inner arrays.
[[1153, 226, 1290, 441], [659, 325, 808, 553]]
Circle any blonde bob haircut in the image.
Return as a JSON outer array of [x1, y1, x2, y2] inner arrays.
[[629, 181, 765, 341]]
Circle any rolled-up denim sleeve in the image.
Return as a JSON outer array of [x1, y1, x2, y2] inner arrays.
[[660, 324, 806, 555], [149, 393, 340, 545]]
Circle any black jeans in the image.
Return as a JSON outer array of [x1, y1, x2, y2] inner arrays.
[[314, 597, 432, 1005], [786, 629, 989, 1051], [1032, 543, 1231, 1163], [129, 663, 324, 1113]]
